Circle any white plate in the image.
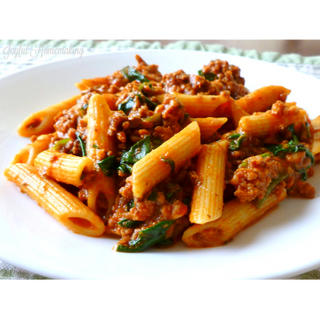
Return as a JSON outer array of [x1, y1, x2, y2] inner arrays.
[[1, 49, 320, 280]]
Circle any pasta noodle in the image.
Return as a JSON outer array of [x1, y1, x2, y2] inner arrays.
[[183, 187, 287, 247], [4, 54, 319, 253], [236, 85, 291, 114], [17, 95, 81, 137], [132, 121, 201, 199], [4, 163, 105, 237], [189, 141, 227, 224], [34, 150, 94, 187]]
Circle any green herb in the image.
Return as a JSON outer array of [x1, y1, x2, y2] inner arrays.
[[118, 97, 135, 115], [259, 152, 273, 158], [266, 140, 314, 165], [254, 173, 288, 208], [118, 163, 132, 174], [182, 197, 192, 206], [118, 135, 160, 174], [228, 132, 246, 151], [97, 155, 117, 177], [305, 122, 311, 138], [143, 113, 162, 123], [147, 189, 158, 201], [127, 199, 135, 210], [267, 128, 314, 182], [116, 220, 175, 252], [118, 218, 141, 229], [161, 157, 175, 174], [75, 132, 86, 157], [122, 66, 150, 83], [136, 93, 158, 111], [81, 103, 88, 110], [165, 182, 181, 203], [92, 144, 100, 149], [238, 161, 248, 168], [51, 138, 70, 151], [198, 70, 217, 81]]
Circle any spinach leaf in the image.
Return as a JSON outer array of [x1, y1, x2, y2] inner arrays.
[[136, 93, 158, 111], [127, 199, 135, 210], [97, 155, 117, 177], [51, 138, 70, 151], [122, 66, 150, 83], [254, 173, 288, 208], [118, 218, 141, 229], [161, 157, 175, 174], [116, 220, 175, 252], [228, 132, 246, 151], [75, 132, 86, 156], [147, 189, 158, 201], [118, 135, 153, 174], [118, 97, 135, 115], [266, 140, 314, 165], [198, 70, 217, 81]]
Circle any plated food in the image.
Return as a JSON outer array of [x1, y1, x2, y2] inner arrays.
[[4, 54, 320, 253]]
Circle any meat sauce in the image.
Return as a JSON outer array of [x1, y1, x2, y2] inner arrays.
[[49, 55, 315, 251]]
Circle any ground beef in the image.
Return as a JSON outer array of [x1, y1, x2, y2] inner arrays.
[[162, 60, 249, 99], [163, 70, 210, 95], [135, 55, 163, 83], [230, 155, 282, 202], [201, 59, 249, 99]]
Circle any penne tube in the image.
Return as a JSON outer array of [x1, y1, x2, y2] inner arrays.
[[75, 77, 111, 91], [85, 171, 117, 223], [86, 94, 117, 165], [156, 92, 230, 117], [17, 95, 81, 137], [230, 100, 250, 128], [312, 130, 320, 155], [132, 121, 202, 199], [85, 94, 118, 219], [4, 163, 105, 237], [311, 115, 320, 131], [182, 187, 287, 248], [101, 93, 119, 111], [34, 150, 94, 187], [11, 134, 53, 165], [236, 85, 291, 114], [191, 117, 228, 140], [189, 142, 227, 224], [239, 102, 308, 139]]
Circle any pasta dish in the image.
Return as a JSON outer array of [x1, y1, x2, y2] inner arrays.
[[4, 55, 320, 252]]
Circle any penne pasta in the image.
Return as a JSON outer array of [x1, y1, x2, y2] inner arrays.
[[85, 171, 117, 223], [34, 150, 94, 187], [312, 130, 320, 155], [182, 187, 287, 247], [11, 134, 53, 165], [85, 94, 118, 218], [236, 85, 291, 114], [239, 102, 308, 139], [132, 121, 202, 199], [156, 92, 231, 117], [86, 93, 116, 165], [230, 100, 250, 128], [4, 163, 105, 237], [17, 95, 81, 137], [189, 141, 227, 224], [311, 115, 320, 131], [75, 77, 111, 91], [101, 93, 119, 111], [191, 117, 228, 140]]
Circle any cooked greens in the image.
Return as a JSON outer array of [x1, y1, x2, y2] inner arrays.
[[116, 220, 175, 252], [122, 66, 150, 83]]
